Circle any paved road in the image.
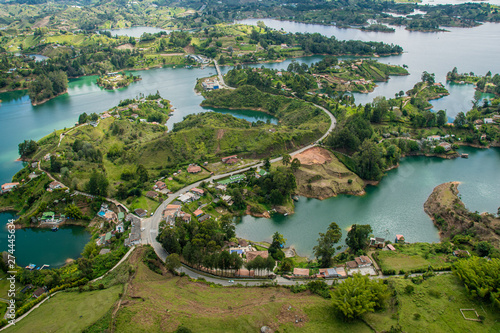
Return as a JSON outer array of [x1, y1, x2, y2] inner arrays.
[[142, 79, 337, 285]]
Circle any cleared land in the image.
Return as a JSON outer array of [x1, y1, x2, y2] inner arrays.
[[293, 147, 365, 199], [375, 243, 452, 272]]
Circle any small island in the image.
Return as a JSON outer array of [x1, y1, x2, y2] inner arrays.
[[96, 72, 142, 90], [360, 24, 395, 33]]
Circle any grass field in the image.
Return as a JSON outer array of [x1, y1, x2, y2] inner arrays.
[[392, 274, 500, 332], [376, 243, 453, 272], [113, 255, 371, 332], [4, 286, 122, 333]]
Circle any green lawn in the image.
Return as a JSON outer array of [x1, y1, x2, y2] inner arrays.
[[4, 285, 122, 333], [376, 243, 453, 272]]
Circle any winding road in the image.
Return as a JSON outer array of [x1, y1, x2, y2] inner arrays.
[[142, 67, 337, 285]]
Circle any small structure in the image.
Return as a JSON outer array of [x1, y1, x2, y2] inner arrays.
[[354, 256, 372, 268], [187, 165, 202, 173], [134, 208, 147, 217], [99, 248, 111, 255], [193, 209, 204, 217], [125, 213, 141, 224], [221, 155, 238, 163], [105, 232, 113, 244], [32, 287, 47, 299], [198, 214, 210, 222], [318, 268, 341, 278], [484, 118, 494, 124], [178, 192, 196, 203], [1, 182, 19, 193], [103, 211, 117, 222], [369, 237, 385, 248], [427, 135, 441, 141], [387, 244, 396, 251], [163, 204, 181, 224], [117, 212, 125, 221], [116, 222, 124, 233], [438, 142, 452, 151], [453, 249, 470, 257], [395, 234, 405, 243], [191, 188, 204, 196], [179, 211, 191, 223], [293, 268, 310, 277], [335, 266, 347, 278], [155, 181, 167, 190], [146, 191, 158, 199], [124, 218, 141, 247], [346, 261, 358, 269]]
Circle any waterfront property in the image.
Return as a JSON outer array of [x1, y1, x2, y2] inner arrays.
[[1, 182, 19, 193]]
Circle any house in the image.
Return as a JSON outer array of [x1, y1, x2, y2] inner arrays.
[[146, 191, 158, 199], [125, 213, 141, 224], [155, 181, 166, 190], [134, 209, 147, 217], [1, 182, 19, 193], [104, 211, 117, 222], [395, 234, 405, 243], [246, 251, 269, 262], [335, 266, 347, 277], [191, 188, 204, 196], [178, 192, 196, 203], [493, 114, 500, 122], [163, 204, 181, 224], [453, 250, 470, 257], [124, 219, 141, 247], [201, 79, 220, 90], [215, 184, 227, 191], [318, 268, 341, 278], [346, 261, 358, 269], [354, 256, 372, 268], [179, 211, 191, 223], [293, 268, 310, 277], [223, 157, 238, 164], [221, 155, 238, 163], [438, 142, 452, 151], [427, 135, 441, 141], [32, 287, 47, 298], [387, 244, 396, 251], [221, 195, 233, 205], [198, 214, 210, 222], [187, 165, 202, 173], [484, 118, 494, 124], [474, 119, 484, 125], [369, 237, 385, 248], [481, 134, 487, 140], [193, 209, 204, 217]]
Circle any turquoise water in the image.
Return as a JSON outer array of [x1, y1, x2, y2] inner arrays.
[[0, 211, 91, 268]]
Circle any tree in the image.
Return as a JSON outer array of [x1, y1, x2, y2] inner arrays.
[[263, 157, 271, 170], [137, 164, 149, 183], [331, 273, 389, 320], [436, 110, 447, 127], [353, 140, 384, 181], [454, 112, 467, 128], [345, 224, 373, 252], [85, 172, 109, 197], [65, 204, 84, 220], [282, 153, 291, 166], [269, 231, 286, 261], [290, 158, 301, 172], [421, 71, 435, 85], [165, 253, 181, 273], [18, 139, 38, 158], [313, 222, 342, 267]]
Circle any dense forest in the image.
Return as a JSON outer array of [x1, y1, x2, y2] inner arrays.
[[27, 70, 68, 104]]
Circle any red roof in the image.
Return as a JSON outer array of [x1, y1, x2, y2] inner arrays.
[[293, 268, 310, 276], [387, 244, 396, 251], [187, 165, 202, 173]]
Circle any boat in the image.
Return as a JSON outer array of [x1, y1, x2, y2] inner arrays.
[[52, 227, 59, 231], [284, 213, 288, 217], [25, 263, 36, 270], [292, 196, 299, 202], [461, 154, 469, 158]]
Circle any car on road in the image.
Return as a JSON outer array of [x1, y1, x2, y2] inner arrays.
[[141, 228, 145, 231], [228, 280, 234, 283]]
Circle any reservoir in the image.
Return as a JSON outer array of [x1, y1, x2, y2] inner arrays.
[[236, 146, 500, 257], [0, 211, 91, 268], [1, 20, 500, 262]]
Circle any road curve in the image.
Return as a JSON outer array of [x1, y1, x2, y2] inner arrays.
[[142, 87, 337, 285]]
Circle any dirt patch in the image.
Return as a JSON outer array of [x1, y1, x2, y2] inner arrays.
[[269, 304, 308, 330], [293, 147, 332, 165], [116, 43, 134, 50], [183, 45, 195, 54], [33, 16, 50, 28]]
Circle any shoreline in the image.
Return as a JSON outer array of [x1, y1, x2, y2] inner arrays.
[[31, 89, 68, 106]]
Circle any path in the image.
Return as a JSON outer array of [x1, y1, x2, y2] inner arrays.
[[90, 246, 135, 283]]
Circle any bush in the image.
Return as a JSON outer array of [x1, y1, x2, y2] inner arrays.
[[414, 313, 421, 320], [405, 285, 414, 294]]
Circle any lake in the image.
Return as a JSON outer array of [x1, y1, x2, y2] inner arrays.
[[0, 211, 91, 268], [236, 146, 500, 257], [104, 26, 169, 37]]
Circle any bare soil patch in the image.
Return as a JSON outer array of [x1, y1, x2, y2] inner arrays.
[[293, 147, 332, 165], [116, 43, 134, 50]]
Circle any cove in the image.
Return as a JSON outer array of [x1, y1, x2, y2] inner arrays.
[[0, 211, 91, 268], [235, 146, 500, 257]]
